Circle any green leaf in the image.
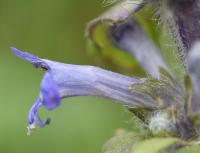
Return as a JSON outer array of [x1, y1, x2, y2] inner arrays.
[[133, 137, 178, 153], [102, 129, 139, 153], [175, 145, 200, 153]]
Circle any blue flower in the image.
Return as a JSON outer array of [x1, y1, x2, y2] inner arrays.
[[11, 0, 200, 140], [12, 48, 157, 134]]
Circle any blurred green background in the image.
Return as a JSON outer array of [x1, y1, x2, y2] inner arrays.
[[0, 0, 135, 153]]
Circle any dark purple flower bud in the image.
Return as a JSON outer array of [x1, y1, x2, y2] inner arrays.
[[12, 48, 156, 134]]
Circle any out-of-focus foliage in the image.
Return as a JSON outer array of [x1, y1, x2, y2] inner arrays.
[[133, 137, 179, 153], [102, 129, 139, 153], [175, 145, 200, 153]]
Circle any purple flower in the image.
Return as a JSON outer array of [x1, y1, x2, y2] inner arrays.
[[11, 0, 200, 142], [12, 48, 158, 134]]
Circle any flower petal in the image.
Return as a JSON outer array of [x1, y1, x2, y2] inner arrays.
[[12, 48, 158, 108], [11, 47, 49, 69], [12, 48, 162, 131], [27, 98, 50, 134]]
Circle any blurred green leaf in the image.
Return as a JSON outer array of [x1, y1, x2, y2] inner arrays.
[[133, 137, 178, 153], [175, 145, 200, 153], [102, 129, 139, 153]]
